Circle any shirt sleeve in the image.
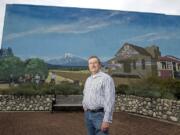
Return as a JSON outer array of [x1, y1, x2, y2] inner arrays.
[[82, 79, 88, 111], [103, 76, 116, 123]]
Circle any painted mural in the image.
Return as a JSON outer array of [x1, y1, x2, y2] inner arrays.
[[0, 4, 180, 99]]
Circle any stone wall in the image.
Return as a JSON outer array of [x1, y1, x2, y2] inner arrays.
[[0, 95, 54, 111], [0, 94, 179, 123], [115, 94, 180, 123]]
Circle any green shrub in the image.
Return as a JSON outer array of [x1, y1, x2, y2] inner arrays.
[[116, 84, 129, 94], [1, 76, 180, 100], [0, 82, 83, 96], [53, 82, 83, 95], [115, 77, 180, 100], [25, 58, 48, 78], [162, 92, 176, 100], [0, 56, 25, 81], [135, 89, 161, 98]]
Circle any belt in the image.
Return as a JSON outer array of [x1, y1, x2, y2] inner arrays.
[[87, 108, 104, 113]]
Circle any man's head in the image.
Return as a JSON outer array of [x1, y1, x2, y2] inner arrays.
[[88, 55, 101, 74]]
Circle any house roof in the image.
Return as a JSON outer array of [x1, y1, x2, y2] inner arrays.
[[115, 42, 152, 57], [158, 55, 180, 64]]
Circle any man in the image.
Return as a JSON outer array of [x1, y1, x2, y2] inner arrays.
[[50, 71, 56, 85], [82, 55, 116, 135]]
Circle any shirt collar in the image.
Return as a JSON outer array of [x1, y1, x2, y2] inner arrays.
[[91, 70, 102, 78]]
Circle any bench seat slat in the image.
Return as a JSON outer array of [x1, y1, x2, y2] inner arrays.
[[52, 95, 83, 112]]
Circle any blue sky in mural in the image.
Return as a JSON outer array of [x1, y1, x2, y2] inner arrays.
[[2, 4, 180, 61]]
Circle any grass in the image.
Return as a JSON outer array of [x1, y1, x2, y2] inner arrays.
[[50, 69, 140, 86], [1, 70, 179, 100]]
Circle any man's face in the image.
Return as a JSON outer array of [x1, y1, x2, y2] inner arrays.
[[88, 58, 101, 74]]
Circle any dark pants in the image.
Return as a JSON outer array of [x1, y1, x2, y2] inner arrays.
[[84, 110, 109, 135]]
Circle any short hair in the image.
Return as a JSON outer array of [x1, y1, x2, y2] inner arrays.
[[88, 55, 101, 65]]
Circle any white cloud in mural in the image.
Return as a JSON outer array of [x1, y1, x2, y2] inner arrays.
[[1, 0, 180, 48], [126, 31, 180, 42]]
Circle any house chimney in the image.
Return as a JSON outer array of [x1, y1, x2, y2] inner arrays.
[[145, 45, 161, 59]]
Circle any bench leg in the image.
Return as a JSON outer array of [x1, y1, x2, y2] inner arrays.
[[51, 105, 55, 113], [51, 98, 56, 114]]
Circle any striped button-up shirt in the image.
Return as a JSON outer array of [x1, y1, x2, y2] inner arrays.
[[82, 70, 116, 123]]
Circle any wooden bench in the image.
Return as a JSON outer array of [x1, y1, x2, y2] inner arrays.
[[51, 95, 83, 113]]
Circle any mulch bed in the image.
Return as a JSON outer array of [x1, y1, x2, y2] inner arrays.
[[0, 111, 179, 135]]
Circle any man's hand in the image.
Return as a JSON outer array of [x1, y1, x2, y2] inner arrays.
[[101, 122, 110, 132]]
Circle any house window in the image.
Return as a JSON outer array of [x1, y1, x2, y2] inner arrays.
[[161, 62, 166, 69], [141, 59, 145, 70], [167, 62, 172, 69], [177, 63, 180, 70], [178, 64, 180, 70], [133, 60, 136, 69], [123, 62, 131, 73]]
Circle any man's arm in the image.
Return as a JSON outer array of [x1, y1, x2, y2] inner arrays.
[[103, 76, 116, 123], [82, 79, 88, 111]]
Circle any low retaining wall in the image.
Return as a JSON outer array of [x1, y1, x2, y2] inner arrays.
[[115, 95, 180, 123], [0, 95, 54, 111], [0, 94, 179, 123]]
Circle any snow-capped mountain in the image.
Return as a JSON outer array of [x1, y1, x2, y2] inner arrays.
[[46, 53, 88, 66]]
